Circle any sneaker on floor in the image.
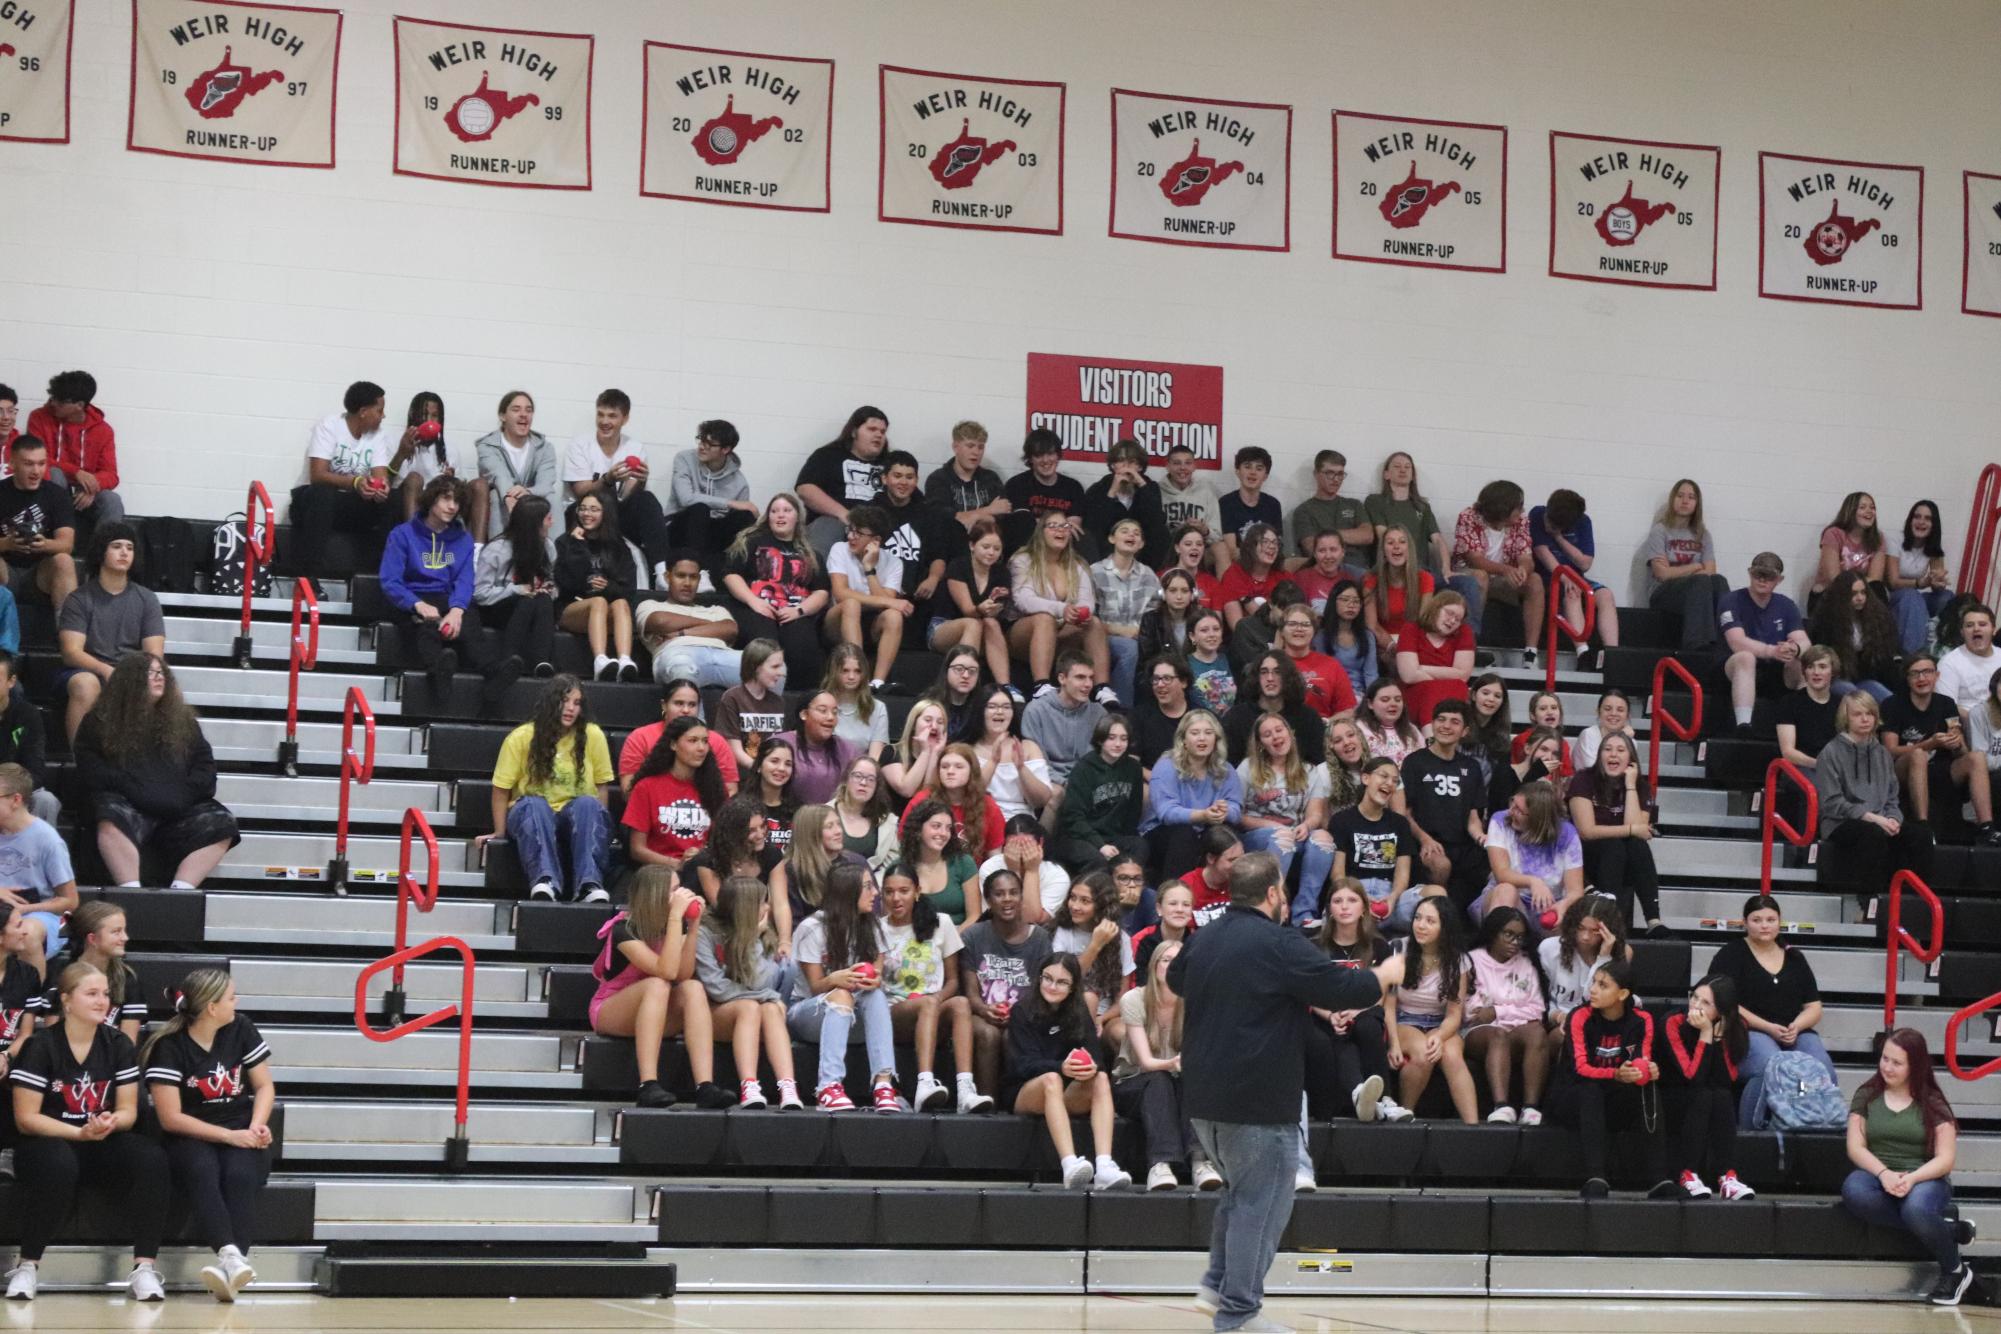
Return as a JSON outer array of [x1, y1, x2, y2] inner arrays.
[[528, 880, 557, 902], [1146, 1162, 1178, 1192], [1352, 1074, 1383, 1122], [692, 1081, 736, 1110], [200, 1258, 235, 1303], [1376, 1096, 1414, 1123], [580, 883, 610, 904], [635, 1079, 675, 1109], [222, 1252, 255, 1298], [1717, 1170, 1755, 1201], [739, 1080, 768, 1109], [5, 1265, 35, 1301], [1931, 1264, 1977, 1307], [956, 1084, 996, 1115], [1678, 1170, 1712, 1199], [1581, 1177, 1611, 1199], [1232, 1316, 1295, 1333], [1487, 1105, 1518, 1124], [816, 1083, 855, 1112], [1193, 1160, 1223, 1191], [1519, 1107, 1543, 1127], [1294, 1168, 1318, 1193], [1193, 1283, 1220, 1315], [128, 1265, 165, 1302], [913, 1072, 951, 1112], [1032, 681, 1057, 701], [1093, 1156, 1132, 1190], [871, 1082, 902, 1113], [1061, 1154, 1093, 1190], [775, 1079, 805, 1111]]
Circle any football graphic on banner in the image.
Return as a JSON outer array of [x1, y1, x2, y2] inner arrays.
[[879, 65, 1064, 235], [1759, 151, 1921, 310], [0, 0, 72, 145], [1549, 131, 1719, 290], [1026, 352, 1224, 468], [1965, 171, 2001, 318], [128, 0, 339, 168], [642, 42, 832, 211], [394, 17, 592, 191], [1333, 110, 1506, 272], [1109, 88, 1291, 251]]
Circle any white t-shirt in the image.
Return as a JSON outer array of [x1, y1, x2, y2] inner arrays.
[[306, 411, 391, 479], [836, 699, 890, 753], [1539, 934, 1614, 1016], [1940, 644, 1998, 715], [978, 851, 1071, 920], [563, 431, 641, 485], [1236, 759, 1332, 825], [1052, 922, 1137, 997], [881, 916, 964, 1002], [394, 437, 473, 486], [828, 541, 905, 598], [1571, 725, 1635, 772]]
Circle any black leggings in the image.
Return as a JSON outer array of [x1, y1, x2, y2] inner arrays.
[[1112, 1071, 1194, 1167], [730, 604, 824, 688], [1547, 1079, 1665, 1184], [1821, 816, 1934, 906], [1151, 824, 1207, 882], [1325, 1010, 1391, 1110], [166, 1136, 270, 1254], [1675, 1083, 1738, 1179], [485, 593, 557, 669], [667, 506, 756, 572], [400, 596, 497, 673], [14, 1133, 170, 1262], [1583, 836, 1661, 925], [614, 490, 673, 570]]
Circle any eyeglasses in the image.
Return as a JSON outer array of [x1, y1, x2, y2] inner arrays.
[[1908, 667, 1938, 679], [1498, 928, 1527, 942], [1152, 674, 1180, 685], [948, 663, 978, 675], [1113, 872, 1145, 884], [1040, 975, 1073, 991]]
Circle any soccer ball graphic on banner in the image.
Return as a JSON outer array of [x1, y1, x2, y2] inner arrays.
[[1804, 198, 1880, 267]]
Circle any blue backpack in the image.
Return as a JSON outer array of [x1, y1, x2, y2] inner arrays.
[[1754, 1049, 1848, 1132]]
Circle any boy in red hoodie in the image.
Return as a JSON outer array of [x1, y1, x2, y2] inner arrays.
[[25, 371, 122, 531]]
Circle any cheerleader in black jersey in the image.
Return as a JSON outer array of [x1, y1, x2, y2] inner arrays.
[[5, 962, 170, 1302], [142, 967, 274, 1302], [0, 908, 47, 1063], [48, 902, 147, 1041]]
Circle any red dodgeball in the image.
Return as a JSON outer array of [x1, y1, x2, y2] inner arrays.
[[1803, 198, 1881, 267], [1539, 910, 1559, 931], [624, 455, 648, 473], [185, 45, 286, 120], [415, 421, 444, 443], [1378, 160, 1462, 230], [1159, 137, 1247, 208], [1067, 1047, 1096, 1070], [929, 118, 1017, 190], [691, 94, 785, 166], [683, 900, 703, 923], [852, 961, 878, 984], [1594, 180, 1678, 248]]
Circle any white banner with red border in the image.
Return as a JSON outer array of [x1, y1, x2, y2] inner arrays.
[[1963, 172, 2001, 318], [1548, 131, 1718, 290], [1333, 110, 1506, 273], [1109, 88, 1291, 252], [394, 16, 592, 191], [1759, 150, 1922, 310], [879, 64, 1063, 235], [129, 0, 339, 168], [0, 0, 72, 144], [641, 42, 833, 212]]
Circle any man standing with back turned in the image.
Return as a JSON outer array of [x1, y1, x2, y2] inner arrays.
[[1168, 851, 1403, 1333]]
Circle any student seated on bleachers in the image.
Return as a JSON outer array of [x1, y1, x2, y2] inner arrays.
[[1663, 974, 1754, 1201], [637, 552, 739, 690], [822, 645, 888, 764], [825, 505, 911, 694], [55, 901, 146, 1042], [769, 805, 865, 945], [1447, 480, 1542, 643], [1080, 439, 1169, 572], [769, 691, 858, 808], [619, 677, 740, 799], [0, 652, 55, 823], [55, 521, 163, 743], [879, 862, 991, 1115], [555, 487, 642, 684], [589, 866, 734, 1111], [473, 494, 558, 679], [1707, 894, 1839, 1129], [1365, 535, 1435, 669], [621, 715, 727, 880], [1817, 691, 1940, 899], [0, 435, 79, 618], [473, 390, 561, 542], [392, 392, 487, 536], [1641, 478, 1729, 654], [25, 371, 122, 539], [1529, 489, 1621, 669], [681, 793, 783, 910], [1464, 906, 1551, 1125], [695, 875, 805, 1111], [1774, 645, 1841, 776], [1402, 700, 1490, 919], [73, 654, 239, 891], [721, 494, 830, 690], [1004, 950, 1129, 1190], [1141, 710, 1242, 883], [830, 755, 898, 873], [141, 966, 276, 1303], [1887, 500, 1955, 656], [292, 381, 400, 594], [794, 406, 889, 561], [382, 475, 519, 708], [563, 389, 672, 590], [1807, 570, 1900, 703], [1537, 896, 1632, 1066], [0, 765, 76, 960], [1289, 450, 1373, 576], [1476, 779, 1585, 931], [484, 675, 613, 904], [1049, 872, 1135, 1055], [663, 418, 757, 561], [1112, 940, 1217, 1190], [1090, 517, 1163, 709], [1385, 897, 1478, 1124], [923, 420, 1007, 539], [1882, 652, 1999, 844], [1312, 880, 1410, 1122], [1939, 601, 1999, 715], [1001, 429, 1086, 558], [1366, 451, 1448, 580], [1053, 714, 1143, 875], [1010, 512, 1112, 701], [1720, 551, 1811, 731], [4, 962, 170, 1303], [1223, 650, 1325, 766], [959, 868, 1052, 1098], [1547, 958, 1670, 1199], [1968, 664, 2001, 780], [1567, 733, 1665, 936], [788, 862, 901, 1112]]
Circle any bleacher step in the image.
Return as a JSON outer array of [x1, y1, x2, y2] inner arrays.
[[260, 1026, 568, 1073], [284, 1100, 604, 1146], [314, 1178, 644, 1225], [233, 956, 533, 1003], [19, 1245, 322, 1293], [316, 1254, 672, 1298]]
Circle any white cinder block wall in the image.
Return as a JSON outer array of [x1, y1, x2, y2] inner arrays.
[[5, 0, 2000, 605]]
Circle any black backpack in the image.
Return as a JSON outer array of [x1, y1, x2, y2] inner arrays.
[[210, 512, 271, 598], [137, 517, 200, 593]]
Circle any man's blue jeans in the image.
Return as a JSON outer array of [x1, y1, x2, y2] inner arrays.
[[1191, 1118, 1297, 1331]]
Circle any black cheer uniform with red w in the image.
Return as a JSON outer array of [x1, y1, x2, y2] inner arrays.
[[9, 1024, 139, 1124], [0, 954, 42, 1046], [143, 1018, 271, 1129]]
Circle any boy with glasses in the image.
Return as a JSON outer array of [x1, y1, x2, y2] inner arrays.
[[1883, 654, 2000, 844], [1288, 449, 1372, 572], [663, 418, 757, 568]]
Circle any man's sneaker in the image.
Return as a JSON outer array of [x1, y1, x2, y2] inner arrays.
[[1678, 1170, 1712, 1199], [1376, 1097, 1414, 1122], [528, 880, 557, 902], [5, 1265, 35, 1300], [1582, 1177, 1611, 1199], [1193, 1160, 1223, 1191], [691, 1081, 736, 1110], [816, 1083, 855, 1111], [1061, 1154, 1093, 1189], [635, 1079, 675, 1109], [955, 1078, 996, 1115], [1931, 1264, 1977, 1306], [1234, 1319, 1296, 1334], [913, 1072, 951, 1112], [128, 1264, 166, 1302], [739, 1080, 768, 1109], [1146, 1162, 1178, 1191], [1193, 1283, 1220, 1315], [1717, 1171, 1755, 1201], [1033, 682, 1057, 701], [1295, 1168, 1318, 1193], [580, 884, 610, 904], [1093, 685, 1121, 708], [1487, 1105, 1518, 1124], [1519, 1107, 1543, 1127], [871, 1082, 903, 1113], [776, 1079, 805, 1111], [1093, 1156, 1132, 1190], [1352, 1075, 1383, 1122]]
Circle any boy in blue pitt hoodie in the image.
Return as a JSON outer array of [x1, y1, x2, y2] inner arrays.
[[381, 475, 517, 709]]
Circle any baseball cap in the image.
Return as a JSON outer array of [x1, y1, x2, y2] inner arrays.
[[1749, 552, 1785, 578]]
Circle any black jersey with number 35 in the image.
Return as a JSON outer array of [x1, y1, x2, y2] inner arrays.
[[143, 1017, 271, 1129], [9, 1024, 138, 1126]]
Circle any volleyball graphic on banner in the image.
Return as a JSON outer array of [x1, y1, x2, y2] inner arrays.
[[1759, 151, 1921, 310], [1333, 110, 1506, 272], [128, 0, 339, 167], [642, 43, 833, 212], [1109, 88, 1291, 251], [1548, 131, 1719, 290], [879, 65, 1064, 235], [394, 17, 593, 191], [0, 0, 72, 144], [1963, 171, 2001, 318]]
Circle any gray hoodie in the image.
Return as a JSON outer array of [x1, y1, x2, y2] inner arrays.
[[1813, 732, 1901, 824], [473, 536, 559, 606], [1022, 693, 1108, 784], [475, 430, 563, 538], [667, 448, 751, 516], [693, 920, 785, 1005]]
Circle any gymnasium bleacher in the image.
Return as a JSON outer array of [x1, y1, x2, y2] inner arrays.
[[5, 511, 1997, 1303]]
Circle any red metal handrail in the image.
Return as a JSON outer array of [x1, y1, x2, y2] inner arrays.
[[1544, 565, 1596, 691], [234, 481, 276, 667], [329, 686, 376, 892], [1648, 656, 1704, 804], [1946, 991, 2001, 1082], [383, 808, 441, 1027], [1759, 757, 1818, 894], [355, 935, 474, 1170], [279, 577, 320, 776], [1882, 869, 1945, 1032], [1960, 463, 2001, 608]]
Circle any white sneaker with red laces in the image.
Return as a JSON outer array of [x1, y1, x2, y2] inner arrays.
[[817, 1083, 855, 1111], [1679, 1170, 1712, 1199], [871, 1082, 903, 1113], [739, 1080, 767, 1109], [1717, 1171, 1756, 1200]]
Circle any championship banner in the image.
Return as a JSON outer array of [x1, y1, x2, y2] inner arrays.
[[641, 42, 833, 212], [1549, 131, 1719, 290], [128, 0, 339, 168], [879, 65, 1063, 235], [1026, 352, 1224, 468], [1333, 110, 1506, 273], [394, 16, 592, 191], [1109, 88, 1291, 252], [1759, 151, 1922, 310], [1963, 172, 2001, 319], [0, 0, 72, 144]]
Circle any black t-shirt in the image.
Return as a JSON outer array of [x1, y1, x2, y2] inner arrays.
[[924, 465, 1004, 517], [934, 555, 1011, 624], [143, 1016, 271, 1130], [1401, 748, 1486, 847], [726, 536, 827, 611], [10, 1023, 138, 1126], [0, 478, 76, 555], [1129, 702, 1188, 771], [1327, 804, 1414, 880], [878, 496, 950, 599], [795, 443, 882, 510], [35, 961, 146, 1030], [684, 840, 785, 887], [1218, 490, 1283, 541], [1327, 936, 1395, 969], [1487, 758, 1550, 815], [1707, 937, 1820, 1028], [1882, 692, 1958, 750], [0, 954, 41, 1045], [1774, 689, 1840, 760], [1003, 472, 1086, 527]]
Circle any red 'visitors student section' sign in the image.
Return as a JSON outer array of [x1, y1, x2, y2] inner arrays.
[[1025, 352, 1224, 469]]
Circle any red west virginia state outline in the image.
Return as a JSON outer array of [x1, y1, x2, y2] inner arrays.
[[929, 118, 1016, 189], [444, 71, 541, 144], [693, 94, 784, 166], [1159, 137, 1246, 207], [185, 46, 286, 120]]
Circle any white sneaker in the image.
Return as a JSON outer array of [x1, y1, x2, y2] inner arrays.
[[1061, 1154, 1093, 1189], [1520, 1107, 1543, 1127], [128, 1264, 166, 1302], [593, 653, 615, 681], [200, 1251, 254, 1302], [1146, 1162, 1178, 1191], [1033, 682, 1057, 701], [1352, 1075, 1383, 1122], [1093, 685, 1121, 707], [1717, 1171, 1756, 1201], [580, 884, 610, 904], [1193, 1160, 1224, 1191], [528, 880, 556, 901], [1093, 1156, 1132, 1190], [775, 1079, 805, 1112], [5, 1265, 35, 1300], [955, 1079, 996, 1115], [1376, 1096, 1414, 1122], [738, 1080, 767, 1109], [914, 1072, 951, 1112], [1678, 1171, 1712, 1199], [1487, 1105, 1518, 1124], [1194, 1283, 1220, 1314], [1295, 1168, 1318, 1192]]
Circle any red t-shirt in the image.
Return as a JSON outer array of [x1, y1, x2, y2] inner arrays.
[[1290, 566, 1347, 610], [899, 791, 1005, 857], [621, 772, 714, 860], [619, 720, 740, 787], [1362, 571, 1435, 635], [1216, 565, 1286, 608], [1397, 621, 1474, 671], [1179, 867, 1232, 925], [1285, 650, 1358, 718], [1160, 565, 1224, 609]]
